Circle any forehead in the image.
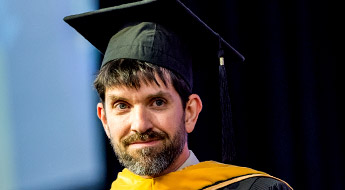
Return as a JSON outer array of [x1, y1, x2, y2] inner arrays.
[[104, 75, 178, 100]]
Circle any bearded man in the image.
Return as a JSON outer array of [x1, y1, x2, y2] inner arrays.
[[64, 0, 292, 189]]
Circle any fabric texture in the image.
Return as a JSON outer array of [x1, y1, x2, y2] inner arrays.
[[102, 22, 193, 89], [110, 161, 292, 190], [215, 177, 292, 190]]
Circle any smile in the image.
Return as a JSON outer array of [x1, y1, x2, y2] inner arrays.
[[128, 139, 162, 149]]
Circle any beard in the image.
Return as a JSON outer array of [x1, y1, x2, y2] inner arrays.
[[110, 120, 187, 177]]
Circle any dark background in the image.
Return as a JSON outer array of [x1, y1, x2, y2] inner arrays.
[[97, 0, 340, 189]]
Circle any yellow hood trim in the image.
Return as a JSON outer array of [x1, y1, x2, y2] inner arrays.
[[111, 161, 271, 190]]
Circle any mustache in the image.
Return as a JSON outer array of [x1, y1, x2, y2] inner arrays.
[[122, 130, 168, 146]]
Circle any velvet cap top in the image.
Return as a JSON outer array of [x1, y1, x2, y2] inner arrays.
[[63, 0, 244, 90]]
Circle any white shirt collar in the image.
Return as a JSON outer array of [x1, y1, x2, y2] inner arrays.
[[177, 150, 199, 171]]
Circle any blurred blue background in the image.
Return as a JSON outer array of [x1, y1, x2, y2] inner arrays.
[[0, 0, 105, 189]]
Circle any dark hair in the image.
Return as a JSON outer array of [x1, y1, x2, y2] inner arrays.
[[94, 59, 192, 108]]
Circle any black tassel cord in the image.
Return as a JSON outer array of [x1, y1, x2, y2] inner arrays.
[[176, 0, 243, 163], [218, 48, 236, 163]]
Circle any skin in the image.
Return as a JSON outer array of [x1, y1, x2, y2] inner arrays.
[[97, 75, 202, 178]]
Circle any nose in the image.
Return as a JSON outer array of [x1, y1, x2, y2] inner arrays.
[[130, 106, 153, 133]]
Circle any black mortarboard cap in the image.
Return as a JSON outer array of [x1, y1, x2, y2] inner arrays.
[[64, 0, 245, 162]]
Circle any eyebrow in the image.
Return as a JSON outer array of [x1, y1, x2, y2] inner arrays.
[[146, 91, 173, 100], [107, 94, 127, 102], [106, 91, 173, 102]]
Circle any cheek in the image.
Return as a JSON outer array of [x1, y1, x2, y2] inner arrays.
[[154, 108, 184, 134], [106, 116, 129, 142]]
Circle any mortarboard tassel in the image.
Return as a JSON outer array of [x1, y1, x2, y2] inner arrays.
[[218, 37, 236, 163]]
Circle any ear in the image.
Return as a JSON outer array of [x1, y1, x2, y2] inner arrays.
[[97, 102, 110, 138], [184, 94, 203, 133]]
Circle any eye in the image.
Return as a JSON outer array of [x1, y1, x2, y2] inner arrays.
[[152, 99, 166, 107], [114, 102, 129, 110]]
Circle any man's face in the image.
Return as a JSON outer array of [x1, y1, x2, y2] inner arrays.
[[98, 76, 187, 176]]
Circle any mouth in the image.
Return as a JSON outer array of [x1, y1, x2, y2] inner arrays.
[[128, 139, 162, 149]]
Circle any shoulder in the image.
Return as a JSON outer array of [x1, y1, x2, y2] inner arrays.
[[215, 176, 292, 190], [193, 161, 292, 190]]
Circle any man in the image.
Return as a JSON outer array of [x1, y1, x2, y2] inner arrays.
[[64, 0, 292, 189]]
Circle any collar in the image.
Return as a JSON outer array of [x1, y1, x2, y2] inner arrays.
[[176, 150, 199, 171]]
